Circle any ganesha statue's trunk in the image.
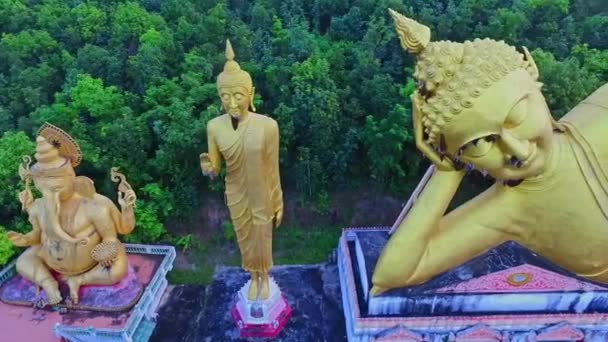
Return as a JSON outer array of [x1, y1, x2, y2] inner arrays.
[[43, 191, 88, 246]]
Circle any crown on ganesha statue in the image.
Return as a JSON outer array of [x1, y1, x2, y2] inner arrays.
[[19, 123, 82, 180], [388, 9, 541, 148]]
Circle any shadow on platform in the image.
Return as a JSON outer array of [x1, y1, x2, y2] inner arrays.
[[151, 264, 346, 342]]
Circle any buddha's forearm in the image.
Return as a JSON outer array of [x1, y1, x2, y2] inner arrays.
[[271, 184, 282, 210], [395, 169, 465, 236], [372, 170, 464, 290]]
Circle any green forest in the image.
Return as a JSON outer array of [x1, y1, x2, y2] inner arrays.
[[0, 0, 607, 282]]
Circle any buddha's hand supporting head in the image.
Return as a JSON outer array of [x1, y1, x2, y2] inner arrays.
[[390, 9, 559, 181], [217, 39, 255, 119]]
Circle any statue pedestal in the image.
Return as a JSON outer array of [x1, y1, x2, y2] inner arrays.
[[338, 227, 608, 341], [230, 278, 292, 338], [0, 244, 175, 342]]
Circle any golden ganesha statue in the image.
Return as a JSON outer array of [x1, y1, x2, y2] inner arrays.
[[6, 123, 136, 305]]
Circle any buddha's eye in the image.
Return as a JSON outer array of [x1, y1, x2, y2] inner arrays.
[[505, 96, 528, 128], [234, 94, 244, 101], [221, 94, 230, 101], [463, 135, 496, 158]]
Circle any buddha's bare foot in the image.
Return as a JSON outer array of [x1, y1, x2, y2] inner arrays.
[[260, 276, 270, 300], [247, 278, 259, 301], [67, 276, 83, 305], [40, 278, 62, 305]]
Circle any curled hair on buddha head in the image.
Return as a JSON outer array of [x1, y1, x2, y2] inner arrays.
[[389, 9, 540, 147]]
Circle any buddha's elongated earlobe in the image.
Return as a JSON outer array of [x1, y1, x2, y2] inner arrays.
[[522, 47, 539, 81], [250, 86, 256, 112]]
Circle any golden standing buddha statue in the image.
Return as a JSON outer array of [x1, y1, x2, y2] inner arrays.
[[371, 10, 608, 295], [6, 123, 136, 305], [200, 40, 283, 301]]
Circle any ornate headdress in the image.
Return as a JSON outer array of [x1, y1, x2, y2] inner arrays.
[[389, 9, 539, 151], [20, 123, 82, 179], [216, 40, 256, 111]]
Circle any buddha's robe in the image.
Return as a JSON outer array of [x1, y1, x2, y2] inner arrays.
[[206, 113, 283, 273], [469, 83, 608, 281], [536, 83, 608, 280]]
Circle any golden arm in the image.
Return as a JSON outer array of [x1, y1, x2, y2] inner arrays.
[[7, 209, 42, 247], [267, 121, 283, 227], [90, 205, 124, 268], [200, 122, 222, 177], [371, 173, 514, 294], [23, 215, 42, 245], [91, 205, 119, 243]]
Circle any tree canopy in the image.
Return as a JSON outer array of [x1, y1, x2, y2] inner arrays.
[[0, 0, 606, 247]]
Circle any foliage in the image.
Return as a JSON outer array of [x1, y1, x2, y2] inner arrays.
[[0, 131, 35, 224], [274, 225, 341, 265], [0, 226, 16, 267], [0, 0, 605, 248], [363, 79, 420, 189], [532, 48, 602, 118], [222, 220, 236, 243], [123, 183, 172, 243]]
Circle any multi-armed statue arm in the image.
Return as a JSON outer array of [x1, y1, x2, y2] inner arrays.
[[8, 156, 42, 247], [111, 167, 136, 235]]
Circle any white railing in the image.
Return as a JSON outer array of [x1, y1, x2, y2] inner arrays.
[[53, 244, 176, 342]]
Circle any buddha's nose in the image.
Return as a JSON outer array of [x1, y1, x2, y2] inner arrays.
[[500, 129, 530, 162]]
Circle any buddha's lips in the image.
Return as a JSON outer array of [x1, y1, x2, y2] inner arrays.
[[520, 143, 538, 168]]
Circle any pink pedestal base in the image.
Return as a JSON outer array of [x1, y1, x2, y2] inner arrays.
[[231, 297, 292, 338], [230, 278, 292, 338]]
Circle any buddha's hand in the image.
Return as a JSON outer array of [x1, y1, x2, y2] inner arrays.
[[412, 95, 457, 172], [7, 231, 29, 247], [424, 150, 456, 172], [199, 153, 217, 179], [273, 208, 283, 229]]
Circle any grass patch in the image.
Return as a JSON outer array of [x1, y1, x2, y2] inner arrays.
[[167, 265, 215, 285], [273, 225, 341, 264], [167, 233, 241, 286], [167, 225, 342, 285]]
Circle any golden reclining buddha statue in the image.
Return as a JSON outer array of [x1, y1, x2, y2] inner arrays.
[[6, 123, 137, 305], [371, 10, 608, 295]]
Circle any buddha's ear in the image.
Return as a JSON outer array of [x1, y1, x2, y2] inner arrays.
[[522, 47, 539, 81], [250, 86, 256, 112], [74, 176, 96, 198]]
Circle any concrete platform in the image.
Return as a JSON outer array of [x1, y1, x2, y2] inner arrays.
[[0, 244, 175, 342], [151, 264, 347, 342]]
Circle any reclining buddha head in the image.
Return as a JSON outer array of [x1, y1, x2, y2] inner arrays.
[[390, 9, 563, 181]]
